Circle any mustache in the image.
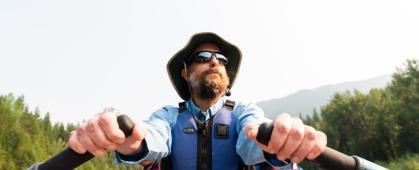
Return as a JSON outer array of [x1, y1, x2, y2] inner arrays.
[[203, 69, 222, 77]]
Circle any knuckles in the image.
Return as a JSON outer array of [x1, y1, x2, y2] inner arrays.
[[273, 119, 289, 134], [289, 128, 304, 140], [318, 131, 327, 143], [76, 126, 86, 137], [68, 112, 123, 157], [86, 120, 96, 134], [107, 131, 122, 142], [303, 126, 317, 141], [98, 114, 112, 127], [266, 114, 328, 161], [95, 138, 110, 149]]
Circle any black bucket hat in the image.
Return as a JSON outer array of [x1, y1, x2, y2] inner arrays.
[[167, 32, 242, 100]]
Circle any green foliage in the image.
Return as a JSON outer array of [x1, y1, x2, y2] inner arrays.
[[1, 59, 417, 169], [390, 60, 419, 154], [385, 154, 419, 170], [0, 94, 142, 170], [301, 59, 418, 166]]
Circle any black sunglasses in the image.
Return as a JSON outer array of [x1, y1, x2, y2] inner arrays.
[[189, 51, 228, 65]]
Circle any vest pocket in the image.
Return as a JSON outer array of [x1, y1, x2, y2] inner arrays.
[[214, 124, 229, 139]]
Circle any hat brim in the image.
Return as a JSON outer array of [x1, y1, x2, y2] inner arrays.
[[167, 32, 242, 100]]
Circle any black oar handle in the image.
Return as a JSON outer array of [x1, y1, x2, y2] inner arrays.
[[37, 114, 135, 170], [256, 122, 360, 170]]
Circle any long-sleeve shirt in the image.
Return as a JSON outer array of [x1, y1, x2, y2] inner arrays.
[[27, 97, 300, 170], [116, 97, 271, 165]]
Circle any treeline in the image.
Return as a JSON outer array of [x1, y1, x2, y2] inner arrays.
[[1, 59, 417, 169], [301, 59, 419, 168], [0, 94, 142, 169]]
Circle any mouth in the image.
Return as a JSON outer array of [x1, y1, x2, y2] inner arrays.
[[205, 71, 221, 77]]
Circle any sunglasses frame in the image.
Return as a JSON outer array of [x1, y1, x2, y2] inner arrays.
[[189, 51, 229, 65]]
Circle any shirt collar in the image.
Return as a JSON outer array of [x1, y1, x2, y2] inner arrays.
[[186, 97, 225, 121]]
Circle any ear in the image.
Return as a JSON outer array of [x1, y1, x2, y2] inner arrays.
[[181, 68, 188, 81]]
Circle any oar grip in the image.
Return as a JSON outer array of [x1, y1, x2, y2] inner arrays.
[[256, 122, 359, 170]]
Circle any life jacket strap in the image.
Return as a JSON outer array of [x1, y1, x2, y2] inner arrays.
[[178, 102, 186, 113], [225, 100, 235, 110]]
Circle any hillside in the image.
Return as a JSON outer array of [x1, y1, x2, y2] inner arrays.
[[257, 74, 392, 119]]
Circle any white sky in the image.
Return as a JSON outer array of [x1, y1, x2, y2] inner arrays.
[[0, 0, 417, 124]]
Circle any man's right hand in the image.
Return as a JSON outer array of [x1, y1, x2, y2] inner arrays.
[[67, 110, 147, 157]]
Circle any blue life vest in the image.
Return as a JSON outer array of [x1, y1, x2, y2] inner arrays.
[[171, 100, 241, 170], [147, 100, 299, 170]]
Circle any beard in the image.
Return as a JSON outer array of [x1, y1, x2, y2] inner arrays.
[[189, 69, 230, 100]]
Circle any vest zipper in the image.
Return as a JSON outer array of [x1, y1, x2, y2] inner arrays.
[[196, 116, 213, 170]]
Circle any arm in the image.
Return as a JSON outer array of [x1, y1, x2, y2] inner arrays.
[[115, 106, 178, 165], [234, 102, 271, 165]]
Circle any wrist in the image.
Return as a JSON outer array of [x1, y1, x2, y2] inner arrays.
[[116, 140, 148, 159], [117, 139, 147, 155]]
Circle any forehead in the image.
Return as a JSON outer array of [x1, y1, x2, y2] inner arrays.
[[193, 42, 221, 53]]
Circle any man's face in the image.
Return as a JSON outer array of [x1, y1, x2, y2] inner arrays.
[[183, 43, 230, 100]]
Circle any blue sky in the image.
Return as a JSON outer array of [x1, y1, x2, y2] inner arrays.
[[1, 0, 417, 123]]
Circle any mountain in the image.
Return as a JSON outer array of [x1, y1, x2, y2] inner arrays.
[[257, 74, 392, 119]]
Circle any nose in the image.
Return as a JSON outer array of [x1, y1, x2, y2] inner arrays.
[[209, 56, 220, 67]]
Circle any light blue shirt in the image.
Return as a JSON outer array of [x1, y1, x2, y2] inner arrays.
[[116, 97, 271, 165]]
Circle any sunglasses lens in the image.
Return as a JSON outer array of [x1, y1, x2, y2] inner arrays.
[[215, 53, 228, 65], [193, 52, 212, 62], [191, 51, 228, 65], [197, 52, 212, 59]]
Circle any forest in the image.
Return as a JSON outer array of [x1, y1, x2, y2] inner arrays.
[[0, 59, 417, 169]]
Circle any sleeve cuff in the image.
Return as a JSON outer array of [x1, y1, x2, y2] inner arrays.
[[115, 140, 149, 164], [262, 151, 301, 170]]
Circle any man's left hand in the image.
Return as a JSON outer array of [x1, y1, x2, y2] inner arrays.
[[245, 113, 327, 163]]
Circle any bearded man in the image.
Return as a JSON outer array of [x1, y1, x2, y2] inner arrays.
[[61, 33, 327, 170]]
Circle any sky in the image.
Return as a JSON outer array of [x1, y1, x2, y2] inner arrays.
[[0, 0, 417, 124]]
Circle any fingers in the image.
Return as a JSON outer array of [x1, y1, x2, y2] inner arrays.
[[98, 112, 126, 144], [131, 122, 147, 141], [77, 122, 107, 156], [116, 122, 147, 155], [244, 122, 259, 141], [268, 114, 293, 154], [290, 125, 317, 163], [244, 123, 272, 152], [306, 131, 327, 160], [275, 118, 305, 161], [68, 130, 87, 154], [252, 113, 328, 163], [86, 115, 114, 150], [68, 111, 127, 157]]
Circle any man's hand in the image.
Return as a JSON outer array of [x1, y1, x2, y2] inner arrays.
[[67, 110, 147, 157], [245, 113, 327, 163]]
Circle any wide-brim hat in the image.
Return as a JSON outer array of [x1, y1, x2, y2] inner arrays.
[[167, 32, 242, 101]]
